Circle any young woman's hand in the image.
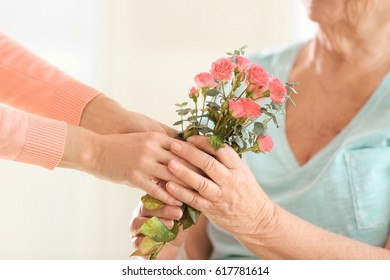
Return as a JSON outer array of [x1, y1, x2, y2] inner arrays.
[[80, 94, 177, 137], [60, 125, 190, 206]]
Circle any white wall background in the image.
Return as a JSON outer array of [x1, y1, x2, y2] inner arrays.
[[0, 0, 316, 259]]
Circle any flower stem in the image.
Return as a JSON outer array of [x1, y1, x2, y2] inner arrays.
[[236, 83, 250, 99]]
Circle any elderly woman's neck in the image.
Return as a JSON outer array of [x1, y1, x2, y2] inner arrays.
[[309, 6, 390, 73]]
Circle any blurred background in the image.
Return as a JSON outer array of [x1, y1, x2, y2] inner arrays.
[[0, 0, 316, 259]]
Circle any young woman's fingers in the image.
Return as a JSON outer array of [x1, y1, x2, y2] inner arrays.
[[139, 204, 183, 221], [168, 160, 222, 201], [170, 141, 233, 187], [187, 136, 242, 170], [166, 181, 213, 211], [140, 179, 182, 206]]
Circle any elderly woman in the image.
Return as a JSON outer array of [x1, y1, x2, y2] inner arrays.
[[131, 0, 390, 259]]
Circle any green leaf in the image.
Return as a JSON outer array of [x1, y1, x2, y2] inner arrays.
[[205, 89, 220, 97], [183, 126, 200, 139], [286, 81, 300, 88], [199, 127, 213, 134], [138, 216, 179, 243], [181, 102, 189, 106], [149, 243, 165, 260], [271, 115, 279, 128], [206, 101, 220, 109], [180, 215, 194, 230], [141, 194, 165, 210], [176, 108, 191, 116], [130, 236, 163, 257], [287, 95, 297, 107], [173, 120, 184, 126], [254, 122, 267, 136], [187, 116, 199, 122], [208, 135, 225, 151], [187, 206, 201, 224]]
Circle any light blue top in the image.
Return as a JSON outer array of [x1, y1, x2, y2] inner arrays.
[[207, 42, 390, 260]]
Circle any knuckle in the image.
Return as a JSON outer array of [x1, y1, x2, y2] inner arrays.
[[220, 170, 233, 186], [148, 132, 161, 141], [189, 195, 199, 208], [196, 177, 209, 194], [147, 186, 160, 197], [139, 143, 153, 154], [203, 155, 216, 172]]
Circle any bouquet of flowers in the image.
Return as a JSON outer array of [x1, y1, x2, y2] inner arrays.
[[132, 46, 298, 260]]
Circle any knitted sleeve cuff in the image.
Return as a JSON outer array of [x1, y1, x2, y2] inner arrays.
[[46, 78, 100, 125], [15, 113, 67, 170]]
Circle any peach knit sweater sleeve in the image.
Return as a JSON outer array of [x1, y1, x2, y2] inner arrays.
[[0, 33, 100, 169]]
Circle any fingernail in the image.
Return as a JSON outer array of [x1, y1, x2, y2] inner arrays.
[[186, 137, 195, 143], [174, 208, 183, 218], [169, 160, 179, 170], [175, 200, 183, 206], [166, 182, 176, 190], [171, 142, 182, 152], [167, 183, 182, 206]]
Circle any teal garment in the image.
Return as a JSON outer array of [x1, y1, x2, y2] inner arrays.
[[207, 42, 390, 260]]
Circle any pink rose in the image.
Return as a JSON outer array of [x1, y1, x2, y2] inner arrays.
[[268, 77, 287, 104], [210, 57, 236, 82], [247, 63, 269, 88], [256, 135, 273, 153], [194, 72, 217, 88], [235, 55, 250, 71], [188, 87, 199, 99], [229, 98, 261, 119]]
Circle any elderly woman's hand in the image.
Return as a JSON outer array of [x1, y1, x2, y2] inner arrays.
[[165, 136, 277, 243]]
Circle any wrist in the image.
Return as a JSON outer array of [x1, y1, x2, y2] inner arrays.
[[236, 199, 280, 247], [59, 124, 101, 175], [80, 94, 128, 134]]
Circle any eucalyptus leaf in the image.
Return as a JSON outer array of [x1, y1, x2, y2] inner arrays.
[[199, 127, 214, 134], [232, 136, 244, 147], [287, 95, 297, 107], [173, 120, 184, 126], [271, 102, 284, 113], [205, 89, 220, 97], [206, 101, 221, 109], [271, 115, 279, 128], [187, 116, 199, 122], [254, 122, 267, 136], [241, 127, 249, 140], [176, 108, 191, 116]]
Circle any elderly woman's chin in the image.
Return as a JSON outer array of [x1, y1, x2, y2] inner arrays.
[[302, 0, 347, 24]]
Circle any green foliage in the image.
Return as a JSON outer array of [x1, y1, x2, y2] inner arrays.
[[141, 194, 165, 210]]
